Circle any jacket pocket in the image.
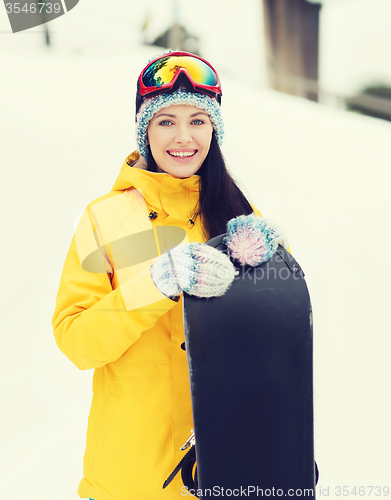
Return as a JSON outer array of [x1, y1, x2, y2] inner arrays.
[[90, 391, 118, 473]]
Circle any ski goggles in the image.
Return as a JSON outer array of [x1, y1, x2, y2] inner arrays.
[[137, 51, 222, 104]]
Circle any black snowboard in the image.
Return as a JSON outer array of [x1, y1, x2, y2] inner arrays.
[[182, 235, 316, 498]]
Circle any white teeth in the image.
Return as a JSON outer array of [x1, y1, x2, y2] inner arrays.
[[169, 151, 196, 158]]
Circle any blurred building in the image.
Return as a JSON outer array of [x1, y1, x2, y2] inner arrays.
[[263, 0, 321, 102], [151, 23, 200, 54], [345, 85, 391, 122]]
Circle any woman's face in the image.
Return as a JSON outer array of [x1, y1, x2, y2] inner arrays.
[[147, 104, 213, 178]]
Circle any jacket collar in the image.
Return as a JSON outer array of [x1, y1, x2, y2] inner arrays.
[[111, 152, 201, 226]]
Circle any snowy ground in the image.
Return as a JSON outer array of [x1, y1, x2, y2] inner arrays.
[[1, 1, 390, 499]]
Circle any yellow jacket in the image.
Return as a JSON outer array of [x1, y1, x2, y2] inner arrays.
[[52, 152, 262, 500]]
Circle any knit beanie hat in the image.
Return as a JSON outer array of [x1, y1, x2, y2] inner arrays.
[[136, 88, 224, 161]]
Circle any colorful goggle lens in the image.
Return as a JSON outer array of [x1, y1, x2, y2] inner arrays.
[[142, 56, 218, 89]]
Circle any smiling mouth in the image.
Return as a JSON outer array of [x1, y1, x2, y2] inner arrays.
[[167, 150, 197, 158]]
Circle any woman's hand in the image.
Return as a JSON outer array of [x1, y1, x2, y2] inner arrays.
[[150, 242, 237, 299], [223, 214, 288, 266]]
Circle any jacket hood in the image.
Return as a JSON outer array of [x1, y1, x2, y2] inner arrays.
[[111, 151, 201, 227]]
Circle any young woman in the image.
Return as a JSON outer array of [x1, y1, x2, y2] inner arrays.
[[52, 51, 286, 500]]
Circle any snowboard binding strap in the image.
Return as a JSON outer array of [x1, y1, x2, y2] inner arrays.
[[163, 431, 197, 490], [162, 444, 198, 492]]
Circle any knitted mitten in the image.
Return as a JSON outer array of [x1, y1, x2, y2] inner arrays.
[[150, 242, 237, 299], [223, 214, 288, 266]]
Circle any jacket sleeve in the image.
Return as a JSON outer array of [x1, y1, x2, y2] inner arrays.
[[52, 207, 178, 371]]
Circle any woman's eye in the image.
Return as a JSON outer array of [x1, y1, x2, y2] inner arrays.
[[159, 120, 172, 126], [192, 119, 204, 125]]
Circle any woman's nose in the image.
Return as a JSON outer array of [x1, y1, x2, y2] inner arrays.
[[175, 125, 192, 143]]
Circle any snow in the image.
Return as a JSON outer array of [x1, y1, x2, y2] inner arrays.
[[0, 1, 390, 499]]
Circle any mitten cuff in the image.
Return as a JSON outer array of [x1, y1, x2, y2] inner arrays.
[[173, 242, 237, 298]]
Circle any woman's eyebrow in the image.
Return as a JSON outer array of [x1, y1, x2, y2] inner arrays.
[[190, 112, 208, 117]]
